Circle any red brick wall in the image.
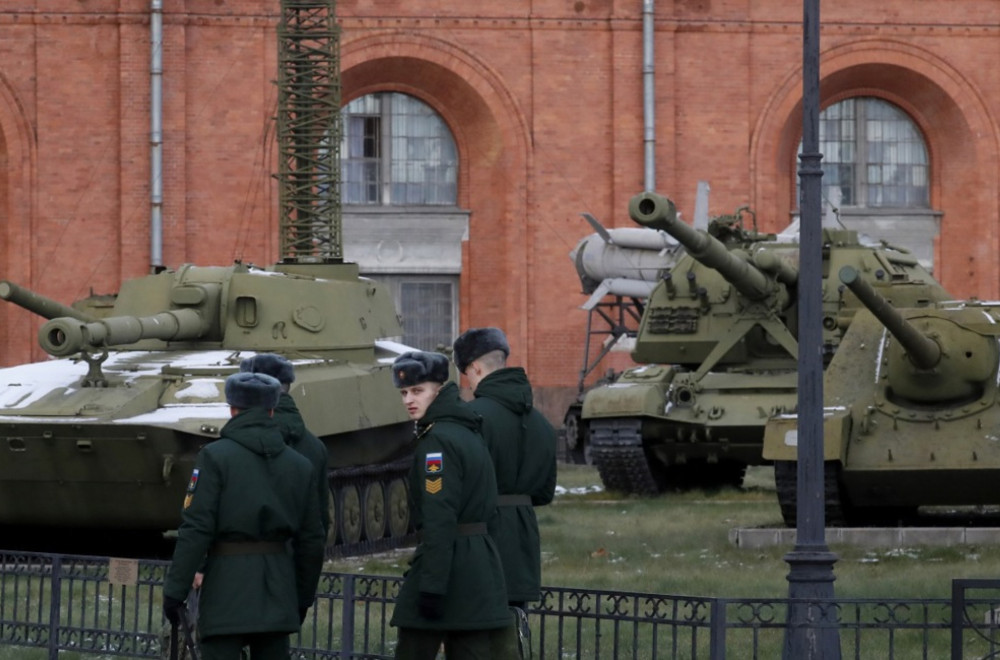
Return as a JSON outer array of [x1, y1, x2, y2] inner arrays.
[[1, 1, 999, 423]]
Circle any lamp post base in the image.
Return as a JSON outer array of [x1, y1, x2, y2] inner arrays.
[[783, 545, 841, 659]]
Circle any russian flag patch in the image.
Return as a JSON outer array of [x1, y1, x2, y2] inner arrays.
[[425, 452, 443, 473]]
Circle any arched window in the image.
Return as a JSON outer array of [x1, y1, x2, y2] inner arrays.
[[340, 92, 467, 351], [797, 96, 938, 269], [341, 93, 458, 206], [816, 97, 929, 208]]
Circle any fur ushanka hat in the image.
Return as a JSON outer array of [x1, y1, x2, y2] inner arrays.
[[452, 327, 510, 373], [225, 372, 282, 410], [392, 351, 450, 388], [240, 353, 296, 385]]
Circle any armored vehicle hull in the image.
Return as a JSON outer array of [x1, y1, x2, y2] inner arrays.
[[582, 191, 951, 496], [765, 267, 1000, 526], [0, 263, 419, 553]]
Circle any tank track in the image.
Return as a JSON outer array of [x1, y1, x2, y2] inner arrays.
[[589, 419, 663, 496], [773, 460, 847, 527], [327, 456, 417, 558]]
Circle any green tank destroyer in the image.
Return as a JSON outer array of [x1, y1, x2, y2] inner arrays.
[[0, 263, 417, 551], [764, 266, 1000, 526], [581, 191, 951, 495]]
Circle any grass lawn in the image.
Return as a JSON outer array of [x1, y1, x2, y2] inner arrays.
[[328, 463, 1000, 601]]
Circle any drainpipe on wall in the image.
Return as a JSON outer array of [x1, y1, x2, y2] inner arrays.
[[642, 0, 655, 192], [150, 0, 164, 272]]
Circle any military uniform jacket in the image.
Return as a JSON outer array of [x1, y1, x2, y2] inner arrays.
[[389, 382, 511, 631], [164, 408, 326, 639], [274, 392, 331, 537], [470, 367, 557, 603]]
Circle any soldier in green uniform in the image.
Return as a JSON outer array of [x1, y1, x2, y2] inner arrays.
[[240, 353, 331, 540], [388, 351, 512, 660], [453, 327, 557, 609], [162, 372, 326, 660]]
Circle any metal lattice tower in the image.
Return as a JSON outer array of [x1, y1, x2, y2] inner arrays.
[[276, 0, 342, 262]]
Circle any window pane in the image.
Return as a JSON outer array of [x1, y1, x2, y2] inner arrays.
[[387, 93, 458, 206], [342, 93, 458, 207], [797, 97, 928, 210], [341, 107, 382, 204], [816, 98, 857, 206], [400, 281, 455, 351], [861, 98, 929, 208]]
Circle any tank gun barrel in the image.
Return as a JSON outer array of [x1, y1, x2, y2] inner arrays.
[[628, 192, 776, 300], [39, 308, 208, 357], [0, 280, 96, 322], [839, 265, 941, 369]]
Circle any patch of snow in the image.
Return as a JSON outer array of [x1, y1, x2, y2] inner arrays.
[[113, 403, 232, 424], [173, 379, 224, 400], [554, 484, 604, 496]]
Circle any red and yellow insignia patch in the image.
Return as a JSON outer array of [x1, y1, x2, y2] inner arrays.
[[186, 469, 200, 492], [183, 468, 199, 509], [425, 452, 443, 473], [425, 477, 442, 494]]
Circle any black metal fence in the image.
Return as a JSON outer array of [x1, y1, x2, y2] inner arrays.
[[3, 549, 1000, 659]]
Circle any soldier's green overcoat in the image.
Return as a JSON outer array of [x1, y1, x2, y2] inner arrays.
[[164, 407, 326, 639], [390, 382, 511, 631], [469, 367, 557, 603], [274, 391, 331, 537]]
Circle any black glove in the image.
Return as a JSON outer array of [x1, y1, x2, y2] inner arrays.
[[418, 591, 445, 620], [299, 606, 310, 625], [163, 595, 186, 626]]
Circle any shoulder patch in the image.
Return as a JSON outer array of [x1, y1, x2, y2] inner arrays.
[[182, 468, 200, 509], [186, 468, 200, 493], [426, 477, 442, 494], [425, 452, 443, 474]]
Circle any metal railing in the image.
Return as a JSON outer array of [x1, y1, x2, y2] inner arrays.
[[2, 550, 1000, 659]]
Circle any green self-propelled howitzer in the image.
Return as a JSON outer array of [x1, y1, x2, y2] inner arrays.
[[581, 190, 952, 496], [764, 265, 1000, 526], [0, 2, 424, 555], [0, 262, 417, 551]]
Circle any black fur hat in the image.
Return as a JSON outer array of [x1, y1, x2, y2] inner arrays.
[[392, 351, 450, 388], [240, 353, 295, 385], [225, 372, 282, 410], [452, 327, 510, 373]]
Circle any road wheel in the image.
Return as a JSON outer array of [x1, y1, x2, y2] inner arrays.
[[386, 478, 410, 538], [362, 481, 386, 541], [338, 484, 363, 544]]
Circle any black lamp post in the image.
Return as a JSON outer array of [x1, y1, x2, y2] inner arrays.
[[782, 0, 841, 657]]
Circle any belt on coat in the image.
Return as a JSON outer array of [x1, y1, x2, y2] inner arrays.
[[208, 540, 288, 556], [496, 494, 532, 506], [416, 521, 487, 543]]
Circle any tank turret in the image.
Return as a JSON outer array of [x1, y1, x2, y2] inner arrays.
[[32, 263, 402, 361], [839, 264, 997, 404], [0, 280, 97, 322], [581, 188, 952, 497]]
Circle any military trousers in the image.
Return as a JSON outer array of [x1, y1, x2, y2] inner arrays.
[[198, 632, 289, 660], [395, 626, 516, 660]]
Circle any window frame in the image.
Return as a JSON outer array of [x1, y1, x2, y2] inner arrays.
[[368, 274, 460, 352], [798, 96, 930, 211], [341, 92, 458, 207]]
